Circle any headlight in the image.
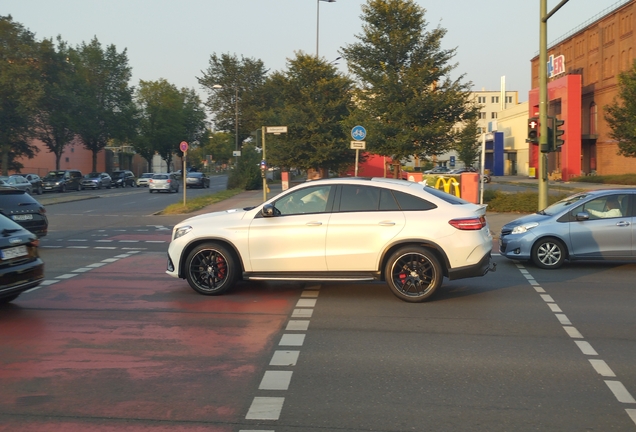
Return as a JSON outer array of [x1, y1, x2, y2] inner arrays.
[[174, 225, 192, 240], [511, 222, 539, 234]]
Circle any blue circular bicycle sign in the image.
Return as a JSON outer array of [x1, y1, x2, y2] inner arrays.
[[351, 125, 366, 141]]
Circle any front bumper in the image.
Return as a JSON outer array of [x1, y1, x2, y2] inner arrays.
[[499, 233, 537, 260]]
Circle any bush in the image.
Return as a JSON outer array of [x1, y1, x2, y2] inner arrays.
[[227, 145, 262, 190], [569, 174, 636, 185], [485, 190, 569, 213]]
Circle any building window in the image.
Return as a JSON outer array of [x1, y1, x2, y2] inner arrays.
[[491, 112, 497, 119], [480, 112, 486, 119], [589, 103, 597, 135], [505, 96, 513, 104], [491, 96, 499, 103], [477, 96, 486, 104]]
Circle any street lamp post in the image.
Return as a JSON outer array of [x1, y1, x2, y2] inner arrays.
[[316, 0, 336, 57]]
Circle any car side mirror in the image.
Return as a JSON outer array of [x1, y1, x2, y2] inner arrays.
[[575, 212, 590, 221], [261, 203, 280, 217]]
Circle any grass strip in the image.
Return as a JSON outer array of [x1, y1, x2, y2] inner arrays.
[[160, 188, 244, 215]]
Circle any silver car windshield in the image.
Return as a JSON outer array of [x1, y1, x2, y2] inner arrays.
[[541, 193, 590, 216]]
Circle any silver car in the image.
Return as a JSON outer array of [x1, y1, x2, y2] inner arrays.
[[500, 189, 635, 269], [0, 175, 32, 194], [149, 173, 179, 193]]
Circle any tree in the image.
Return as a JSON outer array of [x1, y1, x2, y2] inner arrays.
[[0, 15, 42, 174], [340, 0, 477, 176], [453, 117, 481, 167], [33, 37, 80, 170], [259, 52, 355, 176], [198, 53, 269, 150], [71, 37, 136, 172], [605, 64, 636, 158], [134, 79, 206, 172]]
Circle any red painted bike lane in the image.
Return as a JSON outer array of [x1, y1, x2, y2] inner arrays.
[[0, 253, 300, 431]]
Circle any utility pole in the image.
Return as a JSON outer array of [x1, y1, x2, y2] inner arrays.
[[538, 0, 570, 210]]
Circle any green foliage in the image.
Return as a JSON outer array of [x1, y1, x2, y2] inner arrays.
[[227, 144, 262, 190], [134, 79, 206, 171], [605, 63, 636, 158], [258, 53, 355, 174], [198, 53, 268, 149], [569, 174, 636, 185], [453, 116, 481, 166], [484, 191, 568, 213], [340, 0, 478, 163], [161, 188, 243, 215], [0, 15, 43, 174], [71, 37, 137, 171]]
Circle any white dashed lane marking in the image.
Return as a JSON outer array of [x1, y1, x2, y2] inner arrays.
[[512, 261, 636, 426]]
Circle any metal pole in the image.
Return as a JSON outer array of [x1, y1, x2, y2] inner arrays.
[[355, 149, 359, 177], [182, 152, 186, 205], [262, 127, 267, 202], [538, 0, 549, 210], [480, 133, 486, 205], [316, 0, 320, 56], [235, 86, 239, 168]]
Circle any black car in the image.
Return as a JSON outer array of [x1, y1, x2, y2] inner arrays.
[[111, 170, 136, 188], [0, 214, 44, 304], [0, 186, 48, 237], [42, 169, 83, 192], [185, 172, 210, 188], [23, 174, 43, 195]]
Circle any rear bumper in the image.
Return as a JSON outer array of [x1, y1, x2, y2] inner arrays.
[[447, 251, 495, 280], [0, 258, 44, 298]]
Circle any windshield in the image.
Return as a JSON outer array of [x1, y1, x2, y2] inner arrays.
[[44, 172, 64, 180], [86, 173, 100, 178], [541, 193, 590, 215]]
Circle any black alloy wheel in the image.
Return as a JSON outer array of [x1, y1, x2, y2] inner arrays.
[[385, 246, 443, 302], [185, 242, 238, 295]]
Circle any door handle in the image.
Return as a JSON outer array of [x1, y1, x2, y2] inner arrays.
[[616, 221, 630, 227], [379, 221, 396, 226], [306, 222, 323, 226]]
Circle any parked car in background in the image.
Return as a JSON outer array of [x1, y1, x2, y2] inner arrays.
[[0, 186, 48, 237], [0, 214, 44, 304], [111, 170, 136, 188], [42, 170, 83, 192], [0, 175, 32, 194], [81, 172, 112, 189], [167, 177, 495, 303], [424, 166, 451, 175], [447, 167, 491, 183], [500, 189, 636, 269], [136, 173, 153, 187], [23, 174, 43, 195], [185, 172, 210, 188], [149, 173, 179, 193]]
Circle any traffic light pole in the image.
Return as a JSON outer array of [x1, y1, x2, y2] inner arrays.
[[538, 0, 570, 210], [538, 0, 548, 210]]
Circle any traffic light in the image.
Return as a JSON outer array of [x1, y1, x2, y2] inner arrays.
[[553, 118, 565, 150], [527, 117, 539, 144]]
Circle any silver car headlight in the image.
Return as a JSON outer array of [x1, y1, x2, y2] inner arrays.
[[174, 225, 192, 240], [511, 222, 539, 234]]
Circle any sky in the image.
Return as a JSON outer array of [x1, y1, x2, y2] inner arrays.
[[2, 0, 626, 104]]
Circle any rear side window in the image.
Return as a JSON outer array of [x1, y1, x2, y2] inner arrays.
[[154, 175, 168, 180], [339, 185, 381, 212], [420, 186, 469, 205], [393, 190, 437, 211]]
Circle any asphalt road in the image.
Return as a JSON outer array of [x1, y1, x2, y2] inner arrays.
[[1, 176, 635, 431]]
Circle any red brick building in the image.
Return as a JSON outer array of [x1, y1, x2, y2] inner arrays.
[[529, 0, 636, 178]]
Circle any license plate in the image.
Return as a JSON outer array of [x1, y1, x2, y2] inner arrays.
[[12, 214, 33, 221], [1, 245, 28, 260]]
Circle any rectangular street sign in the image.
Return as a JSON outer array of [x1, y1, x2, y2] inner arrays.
[[350, 141, 366, 149], [266, 126, 288, 134]]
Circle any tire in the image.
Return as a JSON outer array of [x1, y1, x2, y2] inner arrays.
[[149, 189, 154, 193], [37, 186, 43, 195], [61, 184, 66, 193], [385, 246, 443, 302], [531, 237, 566, 269], [77, 183, 82, 191], [185, 242, 238, 295], [0, 294, 20, 304]]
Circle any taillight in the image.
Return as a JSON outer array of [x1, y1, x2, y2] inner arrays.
[[167, 179, 171, 183], [449, 216, 486, 231], [149, 179, 153, 183]]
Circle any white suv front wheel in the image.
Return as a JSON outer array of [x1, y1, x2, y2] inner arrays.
[[185, 242, 238, 295]]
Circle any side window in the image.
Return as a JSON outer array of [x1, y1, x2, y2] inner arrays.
[[379, 189, 400, 211], [577, 194, 626, 219], [339, 185, 380, 212], [393, 190, 437, 211], [275, 186, 332, 216]]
